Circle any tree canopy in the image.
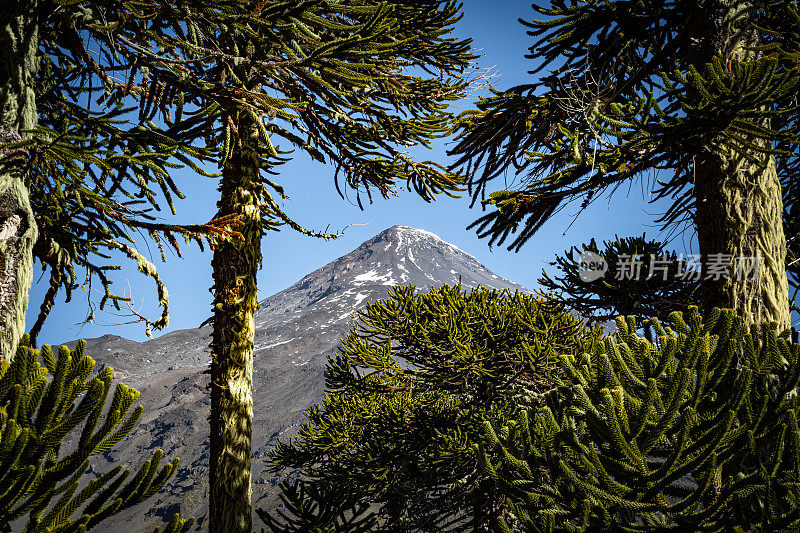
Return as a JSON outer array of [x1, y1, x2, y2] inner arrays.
[[450, 0, 799, 249], [2, 0, 476, 347], [481, 309, 800, 531], [0, 336, 194, 532], [266, 285, 602, 531], [449, 0, 800, 328], [5, 2, 476, 529]]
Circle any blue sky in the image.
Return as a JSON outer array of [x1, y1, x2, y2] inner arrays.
[[29, 0, 677, 345]]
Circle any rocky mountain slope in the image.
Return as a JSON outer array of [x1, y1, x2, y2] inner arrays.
[[67, 226, 528, 531]]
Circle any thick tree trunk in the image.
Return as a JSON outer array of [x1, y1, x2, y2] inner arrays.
[[694, 151, 789, 330], [690, 0, 789, 330], [209, 118, 260, 532], [0, 1, 38, 363]]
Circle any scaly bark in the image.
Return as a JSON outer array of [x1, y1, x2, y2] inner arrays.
[[691, 0, 789, 330], [209, 116, 260, 532], [0, 1, 38, 362], [694, 152, 789, 330]]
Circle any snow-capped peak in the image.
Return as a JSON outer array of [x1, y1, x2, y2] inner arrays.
[[257, 226, 526, 327]]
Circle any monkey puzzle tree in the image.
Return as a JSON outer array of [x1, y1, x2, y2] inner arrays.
[[264, 285, 602, 532], [450, 0, 800, 331], [1, 2, 277, 530], [1, 336, 194, 532], [129, 2, 474, 530], [0, 0, 247, 365], [479, 308, 800, 531], [539, 236, 699, 323], [2, 1, 473, 529]]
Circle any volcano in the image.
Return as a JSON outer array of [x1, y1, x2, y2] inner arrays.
[[68, 226, 528, 531]]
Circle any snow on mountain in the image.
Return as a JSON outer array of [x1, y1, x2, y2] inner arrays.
[[258, 226, 520, 317], [65, 226, 528, 531]]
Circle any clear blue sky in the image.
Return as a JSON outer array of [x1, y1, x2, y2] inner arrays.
[[29, 1, 676, 345]]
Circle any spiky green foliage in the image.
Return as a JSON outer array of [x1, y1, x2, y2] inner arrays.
[[15, 0, 473, 342], [15, 1, 245, 342], [450, 0, 800, 250], [0, 335, 193, 532], [177, 0, 473, 201], [479, 307, 800, 532], [267, 285, 602, 532], [539, 236, 699, 323], [257, 478, 377, 533], [10, 2, 474, 528]]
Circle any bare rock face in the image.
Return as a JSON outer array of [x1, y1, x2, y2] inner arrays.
[[67, 226, 528, 531]]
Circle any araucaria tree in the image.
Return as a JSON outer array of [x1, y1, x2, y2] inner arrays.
[[539, 236, 699, 323], [480, 309, 800, 531], [450, 0, 800, 331], [265, 286, 601, 531], [2, 1, 472, 529], [140, 2, 474, 530], [1, 0, 256, 529], [1, 336, 194, 532], [0, 0, 244, 364]]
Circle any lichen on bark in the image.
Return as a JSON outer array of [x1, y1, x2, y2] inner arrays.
[[209, 114, 260, 533], [694, 150, 789, 330], [689, 0, 789, 331], [0, 1, 39, 362]]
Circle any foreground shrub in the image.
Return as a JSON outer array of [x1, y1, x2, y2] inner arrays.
[[263, 285, 602, 532], [479, 308, 800, 532], [0, 336, 194, 532]]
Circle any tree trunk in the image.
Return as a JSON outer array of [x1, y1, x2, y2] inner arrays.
[[694, 151, 789, 330], [690, 0, 789, 330], [0, 1, 38, 363], [209, 116, 260, 532]]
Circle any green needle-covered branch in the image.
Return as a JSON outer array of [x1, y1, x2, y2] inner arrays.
[[266, 285, 603, 532], [480, 307, 800, 532], [156, 3, 478, 530], [450, 0, 800, 329], [0, 335, 193, 532]]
